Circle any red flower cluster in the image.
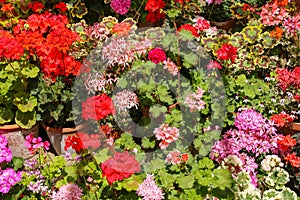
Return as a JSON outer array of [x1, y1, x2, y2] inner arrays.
[[55, 2, 68, 12], [276, 67, 300, 91], [28, 1, 44, 13], [178, 24, 199, 37], [0, 31, 24, 60], [285, 153, 300, 168], [277, 135, 297, 152], [148, 47, 166, 64], [82, 94, 115, 121], [195, 17, 210, 32], [270, 112, 294, 127], [77, 132, 101, 149], [216, 43, 238, 63], [12, 12, 81, 80], [145, 0, 165, 23], [101, 151, 140, 184], [64, 135, 85, 153]]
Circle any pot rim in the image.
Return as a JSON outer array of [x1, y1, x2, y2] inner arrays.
[[41, 123, 87, 134]]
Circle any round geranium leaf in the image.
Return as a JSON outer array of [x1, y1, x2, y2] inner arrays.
[[15, 110, 36, 129], [0, 107, 14, 124], [13, 92, 37, 112]]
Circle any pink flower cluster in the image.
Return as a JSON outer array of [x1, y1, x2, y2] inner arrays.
[[165, 150, 189, 164], [0, 135, 12, 163], [0, 168, 22, 194], [276, 67, 300, 91], [206, 0, 222, 4], [24, 133, 50, 154], [194, 17, 210, 32], [184, 87, 206, 112], [153, 124, 180, 149], [260, 2, 288, 26], [163, 58, 178, 76], [210, 109, 278, 186], [206, 60, 222, 70], [113, 90, 139, 112], [110, 0, 131, 15], [51, 183, 83, 200], [136, 174, 164, 200], [87, 22, 110, 41], [284, 15, 300, 35], [148, 47, 166, 64]]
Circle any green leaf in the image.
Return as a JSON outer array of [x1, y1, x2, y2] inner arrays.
[[15, 110, 36, 129], [94, 148, 110, 164], [13, 93, 37, 112], [145, 158, 165, 173], [65, 165, 78, 179], [177, 175, 195, 189], [21, 64, 39, 78], [236, 74, 247, 86], [141, 137, 155, 149], [0, 107, 14, 124], [120, 174, 144, 191], [50, 104, 64, 121], [198, 157, 215, 169], [149, 105, 167, 118], [212, 169, 233, 190], [12, 157, 24, 170]]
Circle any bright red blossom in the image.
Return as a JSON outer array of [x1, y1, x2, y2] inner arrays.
[[285, 153, 300, 168], [178, 24, 199, 37], [101, 151, 140, 184], [277, 135, 297, 152], [55, 2, 68, 12], [216, 43, 237, 63], [28, 1, 44, 13], [148, 47, 166, 64], [64, 135, 85, 153], [270, 112, 294, 127], [145, 0, 165, 23], [77, 132, 101, 149], [82, 94, 115, 121]]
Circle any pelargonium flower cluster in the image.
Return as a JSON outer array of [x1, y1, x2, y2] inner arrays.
[[0, 168, 22, 194], [261, 155, 283, 172], [184, 87, 206, 112], [260, 2, 288, 26], [136, 174, 164, 200], [101, 151, 140, 184], [82, 94, 115, 121], [284, 14, 300, 35], [206, 0, 222, 4], [210, 109, 278, 186], [51, 183, 83, 200], [84, 72, 117, 94], [270, 112, 294, 127], [24, 133, 50, 154], [216, 43, 238, 63], [153, 124, 180, 149], [86, 22, 110, 41], [148, 47, 166, 64], [113, 90, 139, 112], [163, 58, 178, 76], [165, 150, 188, 164], [0, 135, 12, 163], [110, 0, 131, 15], [145, 0, 165, 23], [0, 30, 24, 60], [194, 17, 210, 32], [178, 24, 199, 37], [12, 12, 81, 80], [276, 67, 300, 91]]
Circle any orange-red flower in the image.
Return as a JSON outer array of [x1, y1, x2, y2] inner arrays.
[[285, 153, 300, 168], [270, 112, 294, 127], [270, 26, 284, 40], [277, 135, 297, 151], [1, 3, 14, 13]]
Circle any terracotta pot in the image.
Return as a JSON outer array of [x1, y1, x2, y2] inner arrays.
[[42, 123, 87, 155], [282, 122, 300, 135], [0, 124, 38, 159], [210, 19, 236, 31]]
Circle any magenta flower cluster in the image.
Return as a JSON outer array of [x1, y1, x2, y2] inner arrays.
[[0, 135, 12, 163], [148, 47, 167, 64], [137, 174, 164, 200], [110, 0, 131, 15], [0, 135, 22, 194], [284, 14, 300, 35], [210, 109, 278, 186], [24, 133, 50, 154]]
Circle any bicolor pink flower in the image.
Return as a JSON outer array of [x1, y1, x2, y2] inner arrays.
[[51, 183, 83, 200], [163, 58, 178, 76], [137, 174, 164, 200], [153, 124, 179, 149], [184, 87, 206, 112], [110, 0, 131, 15]]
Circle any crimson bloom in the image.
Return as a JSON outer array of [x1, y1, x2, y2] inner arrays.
[[28, 1, 44, 12], [178, 24, 199, 37], [216, 43, 238, 63], [55, 2, 68, 12], [101, 151, 140, 184], [148, 47, 166, 64], [277, 135, 297, 152], [64, 135, 85, 153], [82, 94, 115, 121]]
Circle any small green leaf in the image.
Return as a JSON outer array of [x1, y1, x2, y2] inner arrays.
[[212, 169, 233, 190], [12, 157, 24, 170], [177, 175, 195, 189], [21, 64, 39, 78], [13, 93, 37, 112]]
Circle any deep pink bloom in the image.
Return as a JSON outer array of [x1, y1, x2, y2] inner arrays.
[[24, 133, 50, 154], [148, 48, 166, 64], [110, 0, 131, 15]]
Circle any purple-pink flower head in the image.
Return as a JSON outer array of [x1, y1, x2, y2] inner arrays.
[[234, 108, 266, 132], [51, 183, 83, 200], [206, 0, 222, 4], [110, 0, 131, 15], [148, 48, 167, 64], [137, 174, 164, 200]]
